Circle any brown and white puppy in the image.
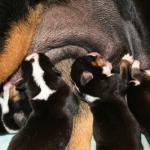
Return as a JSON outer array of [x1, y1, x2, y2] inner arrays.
[[126, 60, 150, 142], [8, 53, 79, 150], [71, 53, 142, 150]]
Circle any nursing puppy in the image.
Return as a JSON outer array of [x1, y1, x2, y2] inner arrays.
[[71, 53, 142, 150], [127, 60, 150, 141], [0, 80, 31, 134], [8, 53, 78, 150]]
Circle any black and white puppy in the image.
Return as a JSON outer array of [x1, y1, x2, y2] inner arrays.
[[0, 80, 31, 135], [127, 60, 150, 142], [71, 53, 142, 150], [8, 53, 78, 150]]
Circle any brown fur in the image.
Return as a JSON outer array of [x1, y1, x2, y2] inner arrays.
[[0, 4, 44, 83], [56, 60, 93, 150], [9, 85, 20, 102], [119, 59, 131, 80], [66, 102, 93, 150], [91, 55, 106, 67], [0, 4, 93, 149]]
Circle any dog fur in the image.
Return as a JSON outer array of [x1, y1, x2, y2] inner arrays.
[[8, 53, 78, 150], [127, 60, 150, 142], [71, 53, 142, 150]]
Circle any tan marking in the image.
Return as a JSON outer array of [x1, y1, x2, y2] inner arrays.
[[66, 102, 93, 150], [120, 59, 131, 66], [91, 56, 106, 67], [96, 56, 106, 67], [0, 4, 44, 83], [56, 59, 93, 150], [9, 85, 20, 102], [119, 59, 130, 80], [91, 61, 98, 66]]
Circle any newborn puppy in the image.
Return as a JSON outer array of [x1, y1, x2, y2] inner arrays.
[[8, 53, 78, 150], [0, 80, 31, 134], [71, 53, 142, 150], [126, 60, 150, 142]]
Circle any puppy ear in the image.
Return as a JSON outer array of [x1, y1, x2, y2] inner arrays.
[[80, 71, 93, 86]]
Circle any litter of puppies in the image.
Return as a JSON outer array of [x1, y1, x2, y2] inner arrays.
[[0, 52, 149, 149]]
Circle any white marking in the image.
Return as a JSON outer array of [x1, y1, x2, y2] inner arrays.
[[145, 70, 150, 76], [102, 61, 113, 77], [130, 61, 141, 86], [73, 84, 99, 103], [130, 80, 141, 86], [27, 53, 56, 101], [0, 83, 11, 114], [141, 134, 150, 150], [0, 83, 18, 134], [25, 53, 38, 61], [132, 60, 140, 69], [0, 97, 9, 115], [122, 53, 134, 64], [91, 136, 96, 150], [1, 118, 18, 134], [84, 94, 100, 103]]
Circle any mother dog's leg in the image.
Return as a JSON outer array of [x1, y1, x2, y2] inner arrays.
[[56, 60, 93, 150], [66, 103, 93, 150]]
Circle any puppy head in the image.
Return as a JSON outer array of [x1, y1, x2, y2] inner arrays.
[[21, 53, 61, 99], [71, 53, 112, 98], [21, 53, 61, 81]]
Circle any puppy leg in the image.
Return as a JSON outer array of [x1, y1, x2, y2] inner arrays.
[[120, 53, 134, 80]]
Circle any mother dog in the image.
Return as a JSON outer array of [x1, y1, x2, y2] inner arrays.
[[0, 0, 149, 150]]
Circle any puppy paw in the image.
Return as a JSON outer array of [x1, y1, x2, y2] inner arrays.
[[122, 53, 134, 64], [132, 60, 140, 69]]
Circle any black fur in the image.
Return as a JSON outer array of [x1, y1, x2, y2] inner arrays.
[[0, 0, 149, 146], [8, 53, 78, 150], [0, 0, 40, 50], [71, 55, 142, 150], [0, 80, 31, 135], [127, 66, 150, 142]]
